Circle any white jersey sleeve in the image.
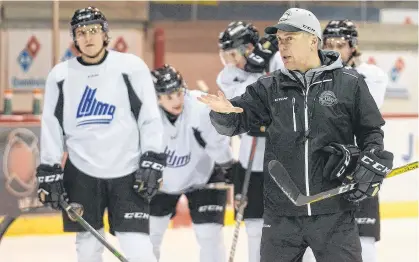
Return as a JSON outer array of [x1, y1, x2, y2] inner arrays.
[[356, 62, 388, 109], [127, 56, 165, 153], [216, 66, 262, 100], [40, 66, 65, 165], [215, 67, 265, 172], [189, 90, 233, 164]]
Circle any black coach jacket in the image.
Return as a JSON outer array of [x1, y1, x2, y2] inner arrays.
[[209, 50, 385, 217]]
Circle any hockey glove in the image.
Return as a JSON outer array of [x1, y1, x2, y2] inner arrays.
[[322, 142, 360, 182], [244, 34, 279, 73], [344, 149, 393, 202], [208, 160, 236, 184], [133, 151, 167, 202], [36, 164, 68, 210]]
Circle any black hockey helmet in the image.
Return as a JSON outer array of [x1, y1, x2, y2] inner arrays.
[[322, 20, 358, 48], [151, 64, 187, 95], [70, 6, 109, 47], [218, 21, 259, 51]]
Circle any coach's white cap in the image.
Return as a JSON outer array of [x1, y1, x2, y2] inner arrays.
[[265, 8, 322, 41]]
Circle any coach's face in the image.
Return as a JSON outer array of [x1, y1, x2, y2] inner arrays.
[[74, 23, 106, 56], [158, 89, 185, 116], [277, 30, 318, 71]]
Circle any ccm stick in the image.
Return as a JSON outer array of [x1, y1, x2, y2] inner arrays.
[[268, 160, 418, 206], [228, 137, 258, 262], [59, 200, 129, 262], [0, 216, 16, 243]]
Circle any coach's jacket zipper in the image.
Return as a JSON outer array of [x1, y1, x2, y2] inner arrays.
[[292, 97, 297, 132], [302, 78, 333, 216], [302, 85, 312, 216]]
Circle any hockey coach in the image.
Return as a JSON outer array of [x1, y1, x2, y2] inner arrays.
[[198, 8, 394, 262]]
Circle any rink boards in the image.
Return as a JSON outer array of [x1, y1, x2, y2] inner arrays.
[[0, 115, 417, 236]]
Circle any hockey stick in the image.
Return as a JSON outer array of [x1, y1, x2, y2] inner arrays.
[[228, 137, 258, 262], [196, 80, 209, 93], [0, 216, 16, 243], [268, 160, 418, 207], [59, 200, 129, 262], [0, 205, 44, 244]]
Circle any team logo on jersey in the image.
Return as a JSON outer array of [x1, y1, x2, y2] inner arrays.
[[164, 147, 191, 168], [319, 90, 338, 107], [76, 85, 116, 126]]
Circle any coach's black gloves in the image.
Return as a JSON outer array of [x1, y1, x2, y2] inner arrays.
[[344, 149, 393, 202], [208, 160, 236, 185], [244, 34, 279, 73], [36, 164, 68, 210], [322, 142, 360, 182], [133, 151, 167, 202]]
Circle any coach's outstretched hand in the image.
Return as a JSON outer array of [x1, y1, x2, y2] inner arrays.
[[198, 91, 243, 114]]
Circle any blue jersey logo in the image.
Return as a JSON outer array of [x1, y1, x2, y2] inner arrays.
[[76, 85, 116, 126], [164, 147, 191, 168]]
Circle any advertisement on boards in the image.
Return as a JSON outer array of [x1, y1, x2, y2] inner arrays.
[[380, 117, 418, 202], [0, 125, 56, 217], [360, 51, 418, 100], [380, 9, 418, 25], [8, 30, 52, 90], [8, 29, 144, 89]]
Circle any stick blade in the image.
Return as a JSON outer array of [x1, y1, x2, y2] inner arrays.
[[268, 160, 302, 205]]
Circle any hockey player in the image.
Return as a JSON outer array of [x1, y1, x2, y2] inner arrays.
[[303, 19, 389, 262], [36, 7, 166, 262], [199, 8, 393, 262], [217, 21, 284, 262], [148, 65, 234, 262]]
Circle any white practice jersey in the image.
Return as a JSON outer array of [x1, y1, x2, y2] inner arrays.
[[160, 90, 233, 194], [355, 62, 388, 109], [216, 52, 284, 172], [40, 50, 165, 179]]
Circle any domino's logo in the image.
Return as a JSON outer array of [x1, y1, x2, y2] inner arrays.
[[17, 36, 41, 72], [61, 43, 79, 62], [76, 86, 116, 126]]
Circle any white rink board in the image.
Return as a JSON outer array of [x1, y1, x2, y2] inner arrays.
[[231, 117, 418, 203], [380, 117, 418, 202]]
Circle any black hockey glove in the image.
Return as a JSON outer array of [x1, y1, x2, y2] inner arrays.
[[244, 52, 266, 73], [133, 151, 167, 202], [244, 34, 279, 73], [322, 142, 360, 182], [36, 164, 68, 210], [208, 160, 236, 184], [256, 34, 279, 61], [344, 149, 393, 203]]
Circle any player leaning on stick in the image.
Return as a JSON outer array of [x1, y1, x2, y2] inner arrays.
[[303, 19, 389, 262], [148, 65, 235, 262], [198, 8, 394, 262], [36, 6, 166, 262], [217, 21, 284, 262]]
